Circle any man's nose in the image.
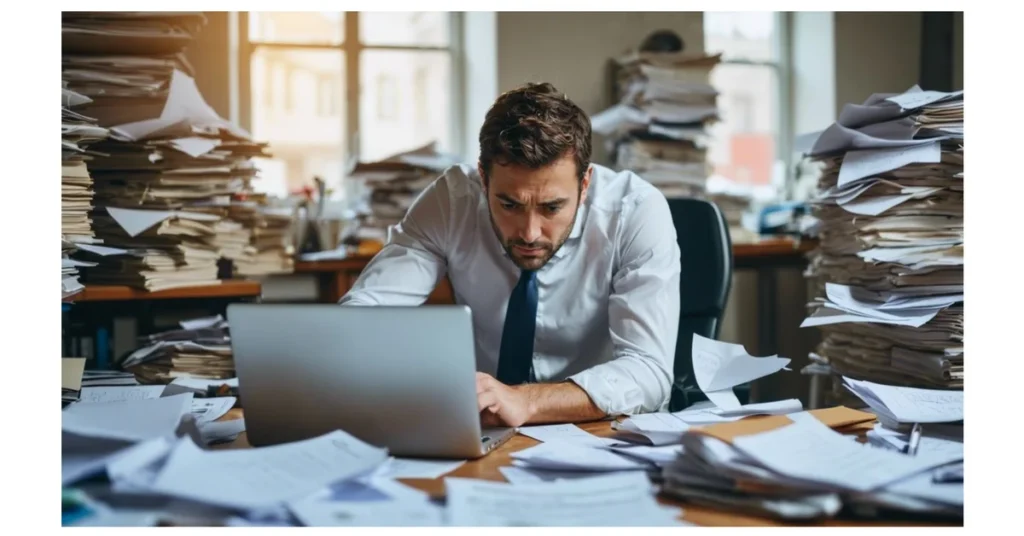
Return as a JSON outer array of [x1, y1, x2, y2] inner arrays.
[[518, 212, 542, 244]]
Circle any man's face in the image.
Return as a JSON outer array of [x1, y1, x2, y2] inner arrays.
[[481, 154, 591, 271]]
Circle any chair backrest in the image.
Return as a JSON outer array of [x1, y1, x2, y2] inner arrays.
[[666, 198, 734, 411]]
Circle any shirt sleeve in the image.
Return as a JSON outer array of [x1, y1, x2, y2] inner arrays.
[[338, 173, 452, 306], [568, 189, 681, 415]]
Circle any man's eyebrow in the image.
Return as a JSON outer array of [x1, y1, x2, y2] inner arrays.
[[496, 193, 522, 204], [541, 198, 569, 206]]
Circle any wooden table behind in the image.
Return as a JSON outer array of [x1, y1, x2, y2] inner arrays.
[[294, 238, 816, 304], [213, 409, 935, 527]]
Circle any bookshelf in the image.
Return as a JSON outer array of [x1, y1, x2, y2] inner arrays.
[[71, 281, 262, 302]]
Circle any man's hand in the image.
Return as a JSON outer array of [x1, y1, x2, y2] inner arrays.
[[476, 372, 535, 428]]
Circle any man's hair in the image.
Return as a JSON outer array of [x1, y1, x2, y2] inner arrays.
[[478, 82, 592, 182]]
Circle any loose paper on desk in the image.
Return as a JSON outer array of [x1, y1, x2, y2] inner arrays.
[[63, 393, 193, 442], [445, 472, 682, 526], [692, 334, 790, 410], [517, 423, 624, 448], [197, 418, 246, 446], [289, 479, 440, 527], [190, 397, 235, 425], [498, 466, 604, 485], [370, 457, 465, 480], [731, 414, 948, 492], [510, 441, 649, 472], [149, 429, 389, 510], [78, 385, 165, 404], [844, 377, 963, 423]]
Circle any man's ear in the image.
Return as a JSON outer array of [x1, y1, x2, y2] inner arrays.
[[477, 162, 487, 191], [579, 165, 593, 204]]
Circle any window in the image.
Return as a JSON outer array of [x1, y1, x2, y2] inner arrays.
[[703, 12, 789, 191], [241, 12, 457, 196], [376, 74, 398, 120]]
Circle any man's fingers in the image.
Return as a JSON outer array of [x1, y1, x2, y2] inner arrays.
[[477, 390, 499, 412], [480, 410, 502, 428]]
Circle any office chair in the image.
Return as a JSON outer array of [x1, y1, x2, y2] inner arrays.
[[666, 198, 736, 412]]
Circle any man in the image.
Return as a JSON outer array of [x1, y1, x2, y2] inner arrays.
[[340, 82, 681, 428]]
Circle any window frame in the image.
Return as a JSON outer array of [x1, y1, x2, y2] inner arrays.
[[704, 11, 793, 191], [232, 11, 464, 174]]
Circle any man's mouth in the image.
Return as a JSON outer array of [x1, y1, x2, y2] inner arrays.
[[513, 245, 545, 256]]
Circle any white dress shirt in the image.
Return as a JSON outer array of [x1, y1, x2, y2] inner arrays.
[[339, 163, 681, 415]]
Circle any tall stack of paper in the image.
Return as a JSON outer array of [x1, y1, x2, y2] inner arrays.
[[120, 315, 233, 384], [592, 52, 720, 199], [63, 82, 108, 298], [62, 12, 273, 290], [799, 86, 964, 400], [347, 143, 461, 246], [62, 83, 107, 244]]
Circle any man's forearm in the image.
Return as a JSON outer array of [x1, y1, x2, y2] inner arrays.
[[514, 381, 607, 424]]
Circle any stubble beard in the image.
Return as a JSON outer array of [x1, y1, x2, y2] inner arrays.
[[488, 204, 578, 272]]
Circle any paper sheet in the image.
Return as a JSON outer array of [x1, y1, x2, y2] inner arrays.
[[190, 397, 235, 425], [884, 470, 963, 506], [692, 334, 790, 410], [844, 378, 963, 423], [169, 137, 220, 158], [445, 472, 682, 526], [62, 393, 194, 442], [732, 415, 947, 492], [370, 457, 465, 480], [78, 386, 165, 404], [837, 141, 942, 187], [517, 423, 624, 448], [614, 413, 690, 445], [498, 465, 606, 485], [197, 418, 246, 446], [510, 441, 649, 472], [149, 430, 389, 510], [288, 478, 439, 526]]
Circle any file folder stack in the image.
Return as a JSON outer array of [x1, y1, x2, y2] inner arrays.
[[120, 315, 234, 383], [62, 12, 274, 290], [347, 143, 461, 245], [798, 86, 964, 399], [591, 51, 721, 199]]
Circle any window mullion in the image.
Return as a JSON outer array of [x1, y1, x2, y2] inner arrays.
[[344, 12, 360, 166]]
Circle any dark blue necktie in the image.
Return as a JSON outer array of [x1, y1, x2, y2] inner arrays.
[[496, 270, 538, 385]]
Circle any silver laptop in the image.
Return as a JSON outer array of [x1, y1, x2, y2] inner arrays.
[[226, 303, 515, 459]]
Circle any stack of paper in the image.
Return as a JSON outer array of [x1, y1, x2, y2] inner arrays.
[[592, 51, 721, 199], [227, 203, 295, 276], [799, 86, 964, 395], [661, 407, 962, 520], [842, 377, 963, 427], [63, 13, 274, 290], [62, 83, 107, 244], [62, 236, 91, 298], [347, 142, 461, 245], [120, 315, 234, 383], [62, 82, 108, 298]]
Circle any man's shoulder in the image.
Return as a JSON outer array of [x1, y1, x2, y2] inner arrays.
[[437, 163, 484, 198], [589, 164, 667, 213]]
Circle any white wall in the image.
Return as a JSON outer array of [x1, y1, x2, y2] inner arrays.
[[494, 12, 704, 164], [833, 12, 923, 113]]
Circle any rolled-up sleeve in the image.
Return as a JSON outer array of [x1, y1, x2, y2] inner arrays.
[[339, 174, 451, 306], [569, 190, 681, 414]]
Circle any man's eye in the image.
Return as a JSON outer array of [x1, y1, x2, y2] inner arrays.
[[542, 205, 561, 214], [501, 202, 517, 210]]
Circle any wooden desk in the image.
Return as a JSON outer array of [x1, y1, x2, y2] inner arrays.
[[293, 238, 816, 305], [212, 409, 939, 527], [71, 281, 263, 302]]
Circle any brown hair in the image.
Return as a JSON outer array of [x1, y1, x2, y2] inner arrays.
[[478, 82, 592, 182]]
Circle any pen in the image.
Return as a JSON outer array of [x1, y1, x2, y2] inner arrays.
[[932, 463, 964, 483], [904, 423, 923, 456]]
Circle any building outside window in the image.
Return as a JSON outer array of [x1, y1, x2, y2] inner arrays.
[[703, 12, 790, 193], [241, 11, 457, 198]]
